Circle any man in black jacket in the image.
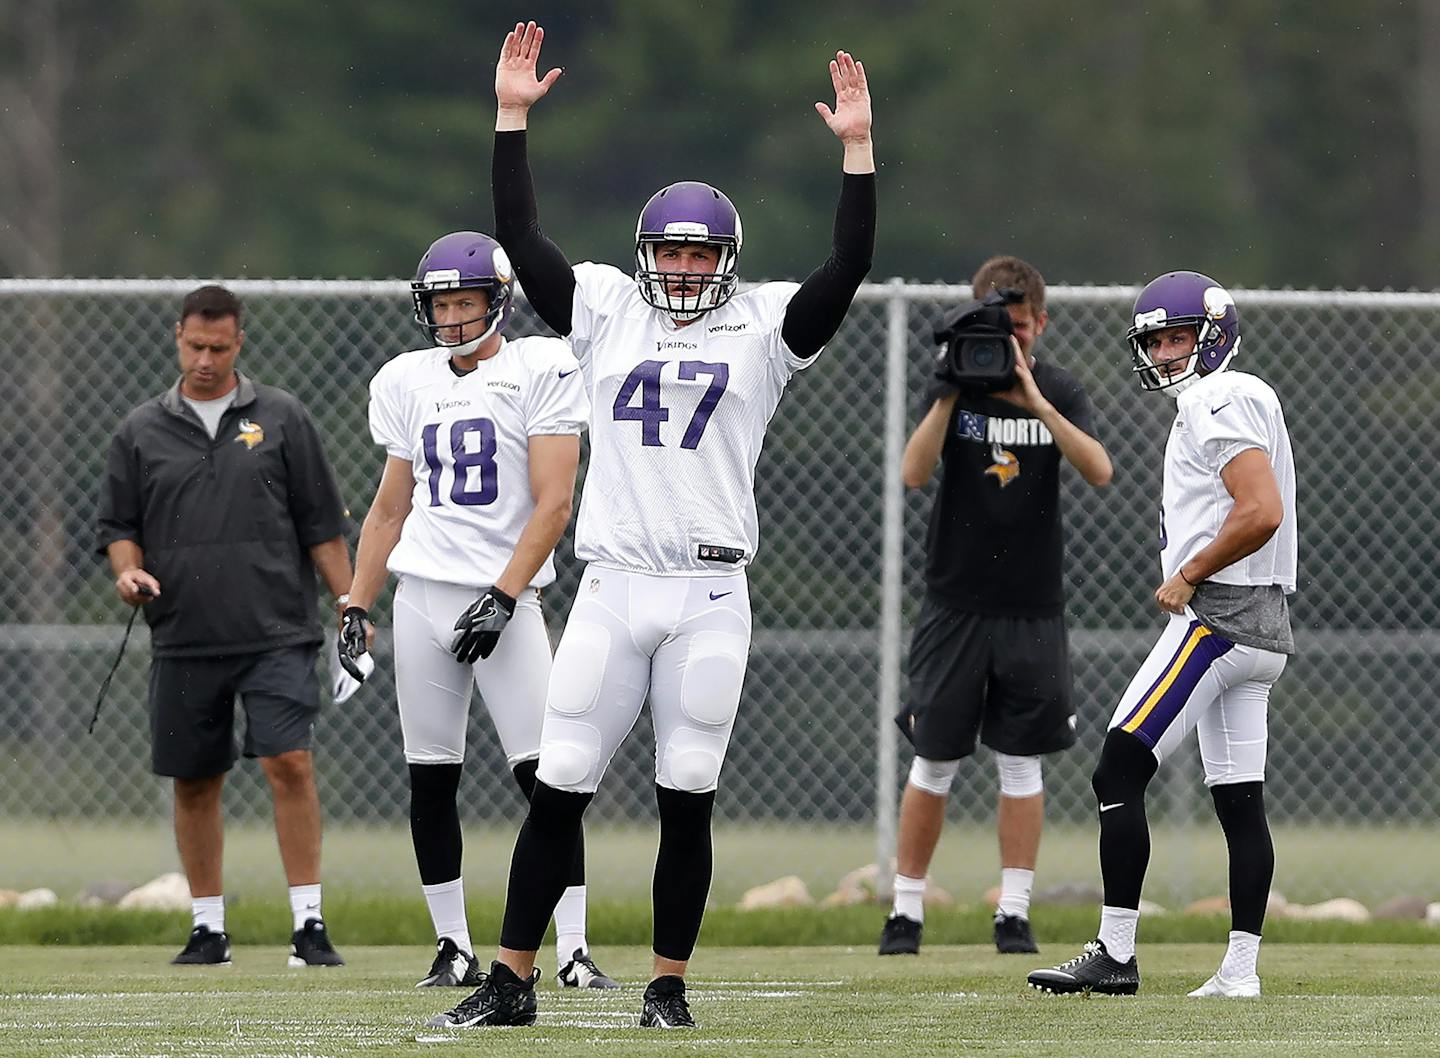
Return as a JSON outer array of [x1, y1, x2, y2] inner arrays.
[[97, 285, 353, 968]]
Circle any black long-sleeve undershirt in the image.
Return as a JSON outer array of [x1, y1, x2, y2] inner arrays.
[[492, 129, 876, 349], [493, 130, 577, 336], [780, 170, 875, 357]]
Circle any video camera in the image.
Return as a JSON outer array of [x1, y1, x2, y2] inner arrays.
[[932, 287, 1025, 393]]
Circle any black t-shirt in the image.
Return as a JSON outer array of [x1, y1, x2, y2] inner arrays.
[[922, 360, 1098, 617]]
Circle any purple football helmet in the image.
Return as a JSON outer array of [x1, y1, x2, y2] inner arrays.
[[411, 231, 515, 351], [1126, 270, 1241, 397], [634, 182, 743, 320]]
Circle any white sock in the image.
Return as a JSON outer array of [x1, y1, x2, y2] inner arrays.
[[554, 884, 588, 963], [1219, 930, 1261, 980], [996, 867, 1035, 919], [289, 883, 322, 932], [892, 874, 926, 923], [421, 877, 472, 956], [192, 895, 225, 933], [1098, 905, 1140, 962]]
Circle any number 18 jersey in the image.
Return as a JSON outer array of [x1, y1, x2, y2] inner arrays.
[[568, 263, 816, 576], [367, 337, 588, 589]]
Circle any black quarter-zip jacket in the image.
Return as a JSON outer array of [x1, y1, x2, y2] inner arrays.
[[96, 373, 349, 657]]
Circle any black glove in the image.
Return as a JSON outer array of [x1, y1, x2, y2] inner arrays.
[[450, 587, 516, 664], [338, 605, 372, 681]]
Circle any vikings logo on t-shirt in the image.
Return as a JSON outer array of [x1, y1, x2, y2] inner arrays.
[[985, 445, 1020, 487]]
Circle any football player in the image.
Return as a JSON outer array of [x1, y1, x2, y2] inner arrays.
[[1028, 271, 1297, 997], [424, 21, 874, 1030], [339, 231, 617, 992]]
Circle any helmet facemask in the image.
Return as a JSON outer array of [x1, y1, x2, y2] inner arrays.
[[413, 273, 509, 355], [635, 230, 740, 321]]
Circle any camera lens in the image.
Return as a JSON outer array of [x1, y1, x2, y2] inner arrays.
[[963, 337, 1005, 372]]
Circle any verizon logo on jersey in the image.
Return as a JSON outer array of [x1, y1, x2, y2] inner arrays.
[[487, 380, 521, 393], [708, 323, 748, 333]]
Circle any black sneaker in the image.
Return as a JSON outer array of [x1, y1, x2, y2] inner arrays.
[[640, 974, 695, 1029], [878, 913, 923, 955], [171, 925, 231, 965], [416, 937, 483, 988], [288, 918, 345, 967], [994, 913, 1039, 954], [556, 948, 620, 989], [1027, 939, 1139, 995], [425, 961, 539, 1028]]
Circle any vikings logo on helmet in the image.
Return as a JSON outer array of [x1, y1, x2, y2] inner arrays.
[[984, 446, 1020, 487], [1125, 270, 1241, 398], [411, 231, 516, 353], [234, 418, 264, 450], [634, 182, 743, 321]]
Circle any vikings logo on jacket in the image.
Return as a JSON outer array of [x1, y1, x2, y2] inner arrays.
[[234, 418, 264, 449]]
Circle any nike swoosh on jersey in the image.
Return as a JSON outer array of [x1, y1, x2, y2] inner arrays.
[[1210, 402, 1231, 415], [709, 591, 733, 601], [1099, 802, 1125, 812], [558, 369, 578, 379]]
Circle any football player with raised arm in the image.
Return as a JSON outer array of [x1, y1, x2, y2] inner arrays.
[[1028, 271, 1297, 998], [339, 231, 618, 993], [424, 21, 875, 1030]]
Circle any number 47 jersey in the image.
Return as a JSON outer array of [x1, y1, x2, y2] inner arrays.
[[568, 263, 818, 577], [367, 337, 589, 589]]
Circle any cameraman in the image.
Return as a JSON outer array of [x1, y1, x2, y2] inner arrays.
[[879, 256, 1112, 956]]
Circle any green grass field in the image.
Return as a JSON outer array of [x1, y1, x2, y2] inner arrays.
[[8, 820, 1440, 906], [5, 944, 1440, 1058]]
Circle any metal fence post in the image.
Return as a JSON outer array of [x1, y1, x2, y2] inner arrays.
[[876, 277, 907, 889]]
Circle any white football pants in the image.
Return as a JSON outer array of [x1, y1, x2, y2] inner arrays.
[[1108, 608, 1287, 786], [392, 575, 551, 766], [536, 565, 752, 794]]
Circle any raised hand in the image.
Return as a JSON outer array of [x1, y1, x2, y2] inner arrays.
[[496, 20, 563, 114], [814, 50, 871, 145]]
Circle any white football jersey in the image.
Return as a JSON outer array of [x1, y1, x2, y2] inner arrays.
[[367, 337, 588, 589], [1161, 370, 1297, 591], [566, 263, 815, 576]]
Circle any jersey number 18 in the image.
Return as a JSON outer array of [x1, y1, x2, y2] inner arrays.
[[421, 418, 499, 506]]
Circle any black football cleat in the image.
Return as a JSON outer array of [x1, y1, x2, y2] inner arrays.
[[556, 948, 620, 989], [288, 918, 345, 967], [640, 975, 696, 1029], [878, 913, 923, 955], [416, 937, 483, 988], [993, 913, 1039, 954], [1027, 939, 1139, 995], [425, 961, 539, 1028], [171, 925, 232, 965]]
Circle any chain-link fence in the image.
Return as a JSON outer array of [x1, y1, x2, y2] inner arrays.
[[2, 279, 1437, 905]]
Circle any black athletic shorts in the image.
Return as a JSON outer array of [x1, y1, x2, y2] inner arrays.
[[147, 645, 322, 779], [896, 597, 1076, 760]]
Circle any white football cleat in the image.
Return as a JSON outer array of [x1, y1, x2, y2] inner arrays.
[[1188, 972, 1261, 997]]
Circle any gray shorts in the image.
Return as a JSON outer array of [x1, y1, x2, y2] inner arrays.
[[147, 645, 321, 779]]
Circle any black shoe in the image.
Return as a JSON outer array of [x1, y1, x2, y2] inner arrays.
[[425, 961, 539, 1028], [417, 937, 483, 987], [878, 913, 923, 955], [557, 948, 620, 989], [171, 925, 231, 965], [288, 918, 345, 967], [640, 975, 696, 1029], [994, 913, 1039, 954], [1027, 939, 1139, 995]]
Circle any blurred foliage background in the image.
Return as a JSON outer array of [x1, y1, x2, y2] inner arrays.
[[5, 0, 1440, 288]]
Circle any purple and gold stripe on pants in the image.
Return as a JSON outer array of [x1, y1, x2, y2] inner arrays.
[[1118, 621, 1234, 748]]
